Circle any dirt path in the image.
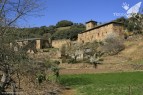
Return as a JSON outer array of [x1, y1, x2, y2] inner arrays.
[[59, 63, 143, 75], [60, 68, 129, 75], [61, 89, 76, 95]]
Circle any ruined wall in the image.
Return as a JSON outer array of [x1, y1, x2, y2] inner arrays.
[[52, 39, 71, 48], [78, 23, 124, 43], [36, 39, 41, 49], [17, 42, 23, 47], [17, 40, 29, 48]]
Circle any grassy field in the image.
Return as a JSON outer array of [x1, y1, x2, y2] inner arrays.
[[60, 72, 143, 95]]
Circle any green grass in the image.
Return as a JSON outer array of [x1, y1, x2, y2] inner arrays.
[[57, 26, 71, 31], [60, 72, 143, 95]]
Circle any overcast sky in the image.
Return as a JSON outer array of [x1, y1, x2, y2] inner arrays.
[[19, 0, 143, 27]]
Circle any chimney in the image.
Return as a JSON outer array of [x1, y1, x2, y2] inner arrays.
[[85, 20, 97, 30]]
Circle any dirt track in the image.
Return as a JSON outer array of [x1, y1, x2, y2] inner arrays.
[[59, 62, 143, 75]]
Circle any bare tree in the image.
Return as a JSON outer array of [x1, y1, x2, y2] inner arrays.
[[0, 0, 47, 93]]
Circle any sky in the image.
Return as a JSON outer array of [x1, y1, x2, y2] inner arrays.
[[20, 0, 143, 28]]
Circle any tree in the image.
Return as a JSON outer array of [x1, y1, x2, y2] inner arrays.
[[114, 17, 127, 23], [52, 24, 85, 40], [115, 14, 143, 34], [99, 33, 125, 55], [56, 20, 73, 27], [47, 25, 56, 34], [90, 51, 104, 68], [0, 0, 47, 93], [127, 14, 143, 34]]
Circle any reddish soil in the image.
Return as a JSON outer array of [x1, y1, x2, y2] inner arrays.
[[61, 89, 76, 95]]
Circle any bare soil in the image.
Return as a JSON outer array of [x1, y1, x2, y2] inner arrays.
[[59, 63, 143, 75], [61, 89, 76, 95]]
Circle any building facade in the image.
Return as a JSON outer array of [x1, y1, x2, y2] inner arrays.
[[78, 20, 124, 43], [52, 39, 71, 49]]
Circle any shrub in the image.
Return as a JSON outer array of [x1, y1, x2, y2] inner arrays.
[[53, 60, 60, 65], [89, 51, 104, 68], [68, 58, 77, 64], [100, 33, 125, 55], [36, 73, 46, 84]]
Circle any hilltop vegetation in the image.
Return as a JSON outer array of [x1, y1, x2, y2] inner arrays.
[[115, 14, 143, 35], [11, 20, 85, 41], [52, 23, 85, 40], [56, 20, 73, 28]]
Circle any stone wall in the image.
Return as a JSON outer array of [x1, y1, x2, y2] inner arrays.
[[112, 23, 124, 36], [16, 39, 51, 52], [36, 39, 41, 49], [52, 39, 71, 48], [78, 23, 124, 43]]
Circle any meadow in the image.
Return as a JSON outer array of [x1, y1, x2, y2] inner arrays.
[[60, 72, 143, 95]]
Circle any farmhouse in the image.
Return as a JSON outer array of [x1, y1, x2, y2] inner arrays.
[[13, 20, 125, 50], [51, 20, 125, 49], [78, 20, 124, 43]]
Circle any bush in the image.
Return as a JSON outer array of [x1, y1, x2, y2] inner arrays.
[[100, 33, 125, 55], [36, 73, 46, 84], [68, 58, 77, 64], [53, 60, 60, 65]]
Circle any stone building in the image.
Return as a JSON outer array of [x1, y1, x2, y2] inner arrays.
[[52, 39, 71, 49], [78, 20, 124, 43], [15, 38, 51, 53]]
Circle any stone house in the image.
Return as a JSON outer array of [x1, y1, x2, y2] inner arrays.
[[15, 38, 51, 53], [78, 20, 124, 43], [51, 20, 124, 49]]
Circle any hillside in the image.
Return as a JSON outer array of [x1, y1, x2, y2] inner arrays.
[[59, 34, 143, 75], [104, 35, 143, 64]]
